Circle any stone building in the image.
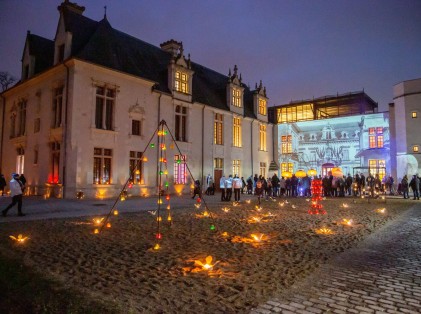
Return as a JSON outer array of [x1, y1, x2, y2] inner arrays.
[[0, 1, 277, 198], [389, 77, 421, 181]]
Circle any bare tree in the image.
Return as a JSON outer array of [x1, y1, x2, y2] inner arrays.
[[0, 71, 17, 91]]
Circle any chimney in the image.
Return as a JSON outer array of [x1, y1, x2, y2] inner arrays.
[[58, 0, 85, 15], [160, 39, 182, 58]]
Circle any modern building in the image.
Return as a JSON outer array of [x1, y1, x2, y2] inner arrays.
[[389, 78, 421, 182], [268, 92, 391, 178], [0, 1, 277, 199]]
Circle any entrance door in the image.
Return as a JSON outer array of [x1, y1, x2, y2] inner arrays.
[[214, 169, 222, 192]]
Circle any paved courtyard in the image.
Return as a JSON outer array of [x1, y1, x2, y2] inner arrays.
[[252, 202, 421, 314]]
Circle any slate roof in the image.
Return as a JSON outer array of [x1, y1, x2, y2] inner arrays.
[[23, 7, 262, 119], [26, 33, 54, 76]]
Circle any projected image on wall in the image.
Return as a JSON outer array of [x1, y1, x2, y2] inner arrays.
[[278, 113, 390, 179]]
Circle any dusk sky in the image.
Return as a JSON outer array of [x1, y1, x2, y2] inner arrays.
[[1, 0, 420, 111]]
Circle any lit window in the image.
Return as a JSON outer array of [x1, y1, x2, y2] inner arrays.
[[258, 99, 267, 115], [129, 151, 143, 184], [369, 127, 384, 148], [260, 162, 266, 178], [233, 117, 242, 147], [232, 88, 242, 107], [132, 120, 141, 136], [175, 71, 188, 93], [16, 147, 25, 175], [214, 113, 223, 145], [281, 162, 294, 173], [95, 87, 115, 130], [175, 105, 187, 142], [52, 87, 63, 128], [368, 159, 386, 180], [281, 135, 292, 153], [93, 148, 112, 184], [412, 111, 417, 118], [214, 158, 224, 169], [414, 145, 419, 153], [259, 124, 267, 151], [174, 154, 187, 184], [233, 160, 240, 177]]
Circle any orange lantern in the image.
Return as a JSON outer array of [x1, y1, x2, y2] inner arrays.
[[281, 171, 292, 178], [332, 167, 343, 178], [307, 169, 317, 177], [295, 169, 306, 178]]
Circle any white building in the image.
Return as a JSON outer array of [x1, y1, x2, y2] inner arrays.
[[389, 77, 421, 181], [0, 1, 277, 199], [269, 92, 391, 178]]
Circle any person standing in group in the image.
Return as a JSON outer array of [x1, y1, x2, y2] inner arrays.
[[401, 175, 409, 199], [192, 180, 202, 200], [225, 175, 233, 201], [0, 174, 6, 196], [233, 175, 242, 202], [409, 174, 420, 200], [2, 173, 25, 217], [271, 173, 280, 197], [220, 175, 227, 201]]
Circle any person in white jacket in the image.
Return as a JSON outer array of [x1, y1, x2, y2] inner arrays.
[[2, 173, 25, 217]]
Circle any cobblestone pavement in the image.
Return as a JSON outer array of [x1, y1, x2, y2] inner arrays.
[[251, 203, 421, 314]]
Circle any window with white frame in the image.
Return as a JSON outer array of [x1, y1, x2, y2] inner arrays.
[[260, 162, 266, 178], [129, 151, 144, 184], [369, 127, 384, 148], [259, 124, 267, 151], [175, 71, 188, 94], [95, 86, 115, 130], [93, 148, 112, 184], [16, 147, 24, 175], [281, 162, 293, 174], [175, 105, 187, 142], [258, 99, 267, 115], [233, 117, 242, 147], [214, 113, 224, 145], [174, 154, 187, 184], [281, 135, 292, 153], [232, 160, 240, 177], [214, 158, 224, 169], [232, 88, 241, 107], [52, 86, 63, 128]]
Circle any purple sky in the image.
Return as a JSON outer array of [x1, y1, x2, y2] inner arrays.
[[1, 0, 420, 111]]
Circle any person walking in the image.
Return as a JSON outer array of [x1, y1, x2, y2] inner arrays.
[[0, 174, 6, 196], [192, 180, 202, 200], [2, 173, 25, 217]]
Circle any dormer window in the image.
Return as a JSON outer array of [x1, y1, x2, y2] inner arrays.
[[258, 99, 267, 115], [175, 71, 188, 94], [233, 88, 242, 107]]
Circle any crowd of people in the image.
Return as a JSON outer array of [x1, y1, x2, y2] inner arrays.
[[204, 172, 421, 202]]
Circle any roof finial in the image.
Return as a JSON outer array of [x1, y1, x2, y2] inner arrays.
[[104, 5, 107, 19]]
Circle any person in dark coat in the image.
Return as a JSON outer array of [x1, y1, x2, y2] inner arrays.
[[401, 175, 409, 199], [0, 174, 6, 196], [409, 174, 420, 200]]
